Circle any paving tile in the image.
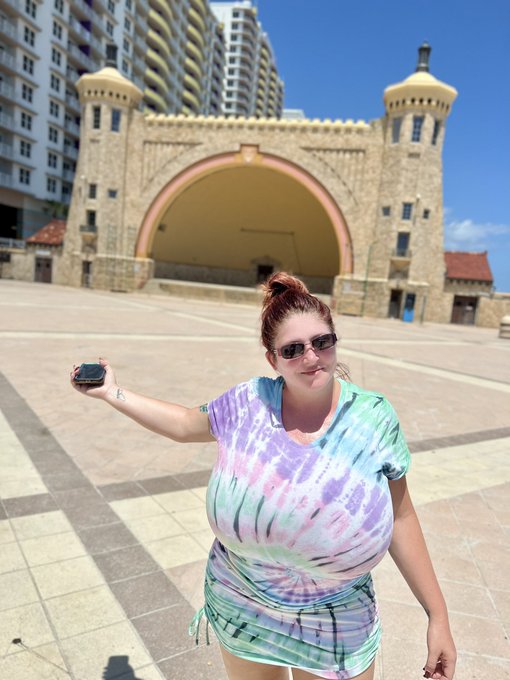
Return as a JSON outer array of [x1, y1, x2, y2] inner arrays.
[[0, 642, 69, 680], [131, 602, 196, 662], [31, 555, 105, 599], [45, 585, 126, 639], [63, 500, 120, 530], [110, 571, 182, 619], [60, 621, 152, 680], [0, 570, 39, 611], [377, 600, 427, 643], [476, 559, 510, 592], [0, 541, 26, 575], [0, 603, 54, 656], [172, 507, 211, 533], [93, 545, 160, 583], [139, 475, 183, 496], [379, 637, 426, 680], [125, 513, 184, 544], [3, 494, 58, 518], [157, 640, 228, 680], [0, 518, 15, 544], [42, 470, 90, 492], [78, 522, 138, 555], [175, 470, 212, 490], [52, 486, 103, 509], [145, 534, 208, 570], [190, 486, 208, 502], [99, 480, 147, 501], [111, 496, 167, 522], [449, 610, 510, 658], [10, 510, 73, 540], [105, 662, 166, 680], [19, 531, 86, 567], [166, 559, 207, 611], [154, 489, 206, 513], [0, 503, 6, 520], [439, 580, 497, 618], [491, 589, 510, 622], [453, 654, 510, 680], [190, 528, 215, 553]]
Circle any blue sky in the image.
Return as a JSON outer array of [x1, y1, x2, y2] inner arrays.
[[253, 0, 510, 292]]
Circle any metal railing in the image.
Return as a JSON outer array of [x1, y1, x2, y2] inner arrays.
[[392, 248, 412, 258], [0, 236, 25, 249], [80, 224, 97, 233]]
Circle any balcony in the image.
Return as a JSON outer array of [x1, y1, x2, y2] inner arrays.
[[67, 42, 96, 72], [152, 0, 173, 24], [80, 224, 97, 233], [0, 80, 15, 100], [69, 0, 94, 20], [0, 49, 16, 73], [62, 168, 75, 182], [0, 111, 14, 130], [391, 248, 412, 259], [0, 142, 13, 159], [63, 146, 79, 160], [65, 93, 81, 112], [0, 236, 25, 249], [64, 118, 81, 136], [0, 16, 18, 42], [148, 10, 171, 41], [0, 172, 13, 188], [137, 0, 150, 14]]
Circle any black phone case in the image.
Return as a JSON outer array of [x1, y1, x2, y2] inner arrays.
[[74, 363, 106, 384]]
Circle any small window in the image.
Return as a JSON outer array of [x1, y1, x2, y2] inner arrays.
[[49, 100, 60, 117], [392, 117, 402, 144], [47, 177, 57, 193], [106, 21, 114, 37], [382, 206, 391, 217], [423, 209, 430, 220], [19, 168, 31, 184], [20, 140, 32, 158], [111, 109, 121, 132], [92, 106, 101, 129], [108, 189, 117, 198], [123, 38, 130, 53], [54, 0, 64, 13], [50, 74, 60, 92], [411, 115, 424, 143], [48, 152, 58, 168], [402, 203, 413, 220], [124, 17, 131, 31], [86, 210, 96, 227], [21, 111, 32, 130], [22, 55, 34, 75], [126, 0, 132, 9], [88, 183, 97, 198], [25, 0, 36, 19], [107, 0, 115, 14], [49, 126, 59, 143], [24, 26, 35, 46], [52, 21, 63, 39], [396, 232, 410, 256], [22, 83, 33, 103], [51, 48, 61, 66], [431, 119, 441, 146]]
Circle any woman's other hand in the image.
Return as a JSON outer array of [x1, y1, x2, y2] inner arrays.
[[423, 617, 457, 679]]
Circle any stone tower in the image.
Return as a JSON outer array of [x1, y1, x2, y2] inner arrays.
[[59, 46, 151, 290], [371, 42, 458, 321]]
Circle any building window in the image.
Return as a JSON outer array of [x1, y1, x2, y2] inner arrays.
[[54, 0, 64, 13], [92, 106, 101, 129], [88, 183, 97, 198], [19, 168, 31, 184], [106, 21, 114, 37], [392, 117, 402, 143], [50, 100, 60, 117], [111, 109, 121, 132], [50, 74, 61, 92], [396, 232, 410, 257], [107, 0, 115, 14], [49, 126, 59, 143], [51, 48, 61, 66], [20, 140, 32, 158], [108, 189, 117, 198], [411, 115, 424, 142], [25, 0, 36, 19], [21, 111, 32, 130], [86, 209, 96, 227], [47, 177, 57, 193], [22, 55, 34, 75], [22, 83, 33, 103], [53, 21, 63, 39], [431, 119, 441, 146], [126, 0, 132, 9], [402, 202, 413, 220], [123, 38, 130, 53], [24, 26, 35, 46], [48, 152, 58, 168], [423, 209, 431, 219], [382, 206, 391, 217], [124, 17, 131, 32], [122, 59, 129, 74]]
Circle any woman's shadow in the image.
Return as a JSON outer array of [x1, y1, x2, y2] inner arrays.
[[102, 655, 143, 679]]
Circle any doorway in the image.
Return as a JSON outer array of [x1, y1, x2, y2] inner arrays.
[[388, 289, 402, 318], [451, 296, 477, 324], [35, 257, 52, 283]]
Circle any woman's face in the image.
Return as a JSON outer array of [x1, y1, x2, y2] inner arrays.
[[266, 312, 337, 393]]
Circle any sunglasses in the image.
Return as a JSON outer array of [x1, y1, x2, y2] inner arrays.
[[273, 333, 337, 360]]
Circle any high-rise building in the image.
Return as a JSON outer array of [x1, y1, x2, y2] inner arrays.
[[0, 0, 227, 241], [210, 1, 284, 118]]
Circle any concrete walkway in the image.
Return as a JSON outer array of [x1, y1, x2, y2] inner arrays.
[[0, 280, 509, 680]]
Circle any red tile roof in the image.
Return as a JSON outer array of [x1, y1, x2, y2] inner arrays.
[[444, 251, 493, 283], [26, 219, 66, 246]]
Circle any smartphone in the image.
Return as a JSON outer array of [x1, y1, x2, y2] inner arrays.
[[74, 363, 106, 385]]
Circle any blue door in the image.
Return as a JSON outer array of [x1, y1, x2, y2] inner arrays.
[[402, 293, 416, 322]]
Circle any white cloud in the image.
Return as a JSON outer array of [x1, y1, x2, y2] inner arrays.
[[444, 217, 510, 250]]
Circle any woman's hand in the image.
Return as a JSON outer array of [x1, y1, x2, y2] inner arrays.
[[423, 617, 457, 679], [70, 358, 117, 400]]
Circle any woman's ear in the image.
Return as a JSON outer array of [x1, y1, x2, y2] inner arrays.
[[265, 350, 277, 372]]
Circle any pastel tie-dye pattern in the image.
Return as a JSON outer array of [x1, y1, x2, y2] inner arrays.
[[203, 377, 410, 679]]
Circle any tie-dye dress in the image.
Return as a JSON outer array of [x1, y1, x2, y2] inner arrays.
[[202, 376, 410, 679]]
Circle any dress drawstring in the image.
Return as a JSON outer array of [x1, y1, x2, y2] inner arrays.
[[188, 607, 210, 646]]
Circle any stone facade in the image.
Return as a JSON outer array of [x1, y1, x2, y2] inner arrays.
[[44, 45, 500, 328]]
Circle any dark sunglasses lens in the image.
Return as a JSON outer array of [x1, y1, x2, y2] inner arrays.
[[281, 343, 305, 359], [312, 334, 337, 350]]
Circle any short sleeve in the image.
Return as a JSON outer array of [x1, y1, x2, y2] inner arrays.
[[207, 381, 250, 441], [375, 400, 411, 480]]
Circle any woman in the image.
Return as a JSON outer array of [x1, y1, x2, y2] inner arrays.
[[72, 272, 456, 680]]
